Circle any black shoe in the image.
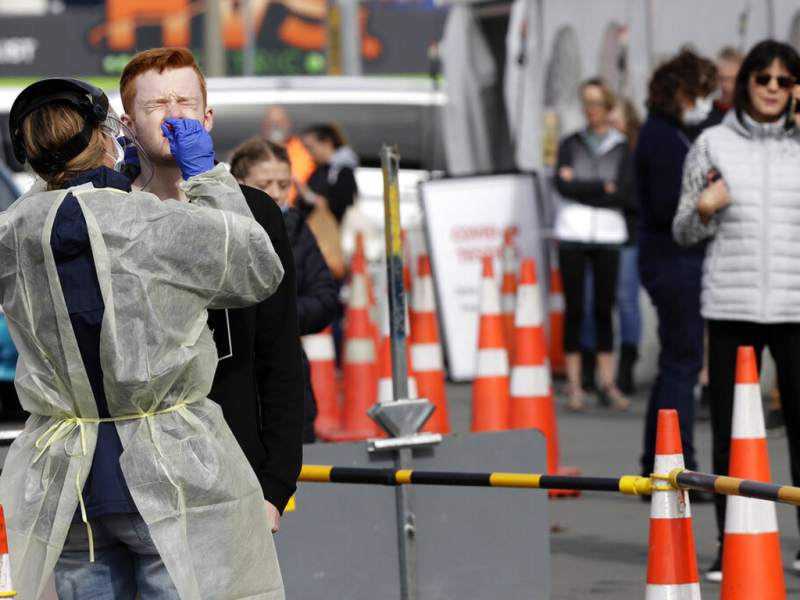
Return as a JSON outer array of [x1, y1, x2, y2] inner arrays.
[[705, 551, 722, 583], [765, 407, 784, 431], [615, 343, 638, 395], [688, 489, 715, 504], [581, 350, 596, 392], [793, 549, 800, 573]]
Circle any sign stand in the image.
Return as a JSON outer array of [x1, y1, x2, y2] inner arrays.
[[368, 145, 442, 599]]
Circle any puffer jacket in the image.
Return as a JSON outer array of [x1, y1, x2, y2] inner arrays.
[[554, 128, 635, 245], [673, 111, 800, 323]]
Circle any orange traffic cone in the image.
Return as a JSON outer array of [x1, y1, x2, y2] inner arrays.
[[548, 265, 566, 376], [501, 228, 518, 360], [471, 256, 511, 431], [329, 249, 379, 441], [721, 346, 785, 599], [646, 409, 701, 599], [0, 505, 15, 597], [509, 258, 557, 470], [410, 255, 450, 434], [302, 327, 340, 440]]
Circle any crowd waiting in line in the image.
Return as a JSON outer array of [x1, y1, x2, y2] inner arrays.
[[0, 37, 800, 592], [554, 39, 800, 582]]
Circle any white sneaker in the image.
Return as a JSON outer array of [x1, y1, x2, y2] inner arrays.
[[705, 554, 722, 583]]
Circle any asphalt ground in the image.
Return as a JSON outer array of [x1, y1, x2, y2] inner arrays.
[[445, 380, 800, 599]]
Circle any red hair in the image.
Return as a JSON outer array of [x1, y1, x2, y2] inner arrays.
[[120, 47, 206, 113]]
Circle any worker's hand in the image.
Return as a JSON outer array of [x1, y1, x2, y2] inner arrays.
[[266, 500, 281, 533], [161, 117, 215, 180], [697, 178, 731, 224], [558, 166, 575, 182]]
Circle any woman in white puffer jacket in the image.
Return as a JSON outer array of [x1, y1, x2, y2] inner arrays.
[[673, 39, 800, 580]]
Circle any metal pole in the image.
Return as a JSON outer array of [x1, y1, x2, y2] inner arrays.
[[338, 0, 362, 75], [204, 0, 226, 77], [380, 145, 417, 600], [243, 0, 256, 76]]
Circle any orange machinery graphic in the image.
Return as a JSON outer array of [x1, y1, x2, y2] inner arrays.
[[90, 0, 382, 61]]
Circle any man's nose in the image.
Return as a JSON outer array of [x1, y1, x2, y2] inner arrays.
[[164, 103, 185, 120]]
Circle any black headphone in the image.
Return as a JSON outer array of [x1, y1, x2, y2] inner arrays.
[[9, 78, 109, 174]]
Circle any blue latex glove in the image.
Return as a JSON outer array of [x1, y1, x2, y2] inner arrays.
[[160, 117, 215, 180]]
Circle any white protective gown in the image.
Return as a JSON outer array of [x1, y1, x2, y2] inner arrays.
[[0, 164, 286, 599]]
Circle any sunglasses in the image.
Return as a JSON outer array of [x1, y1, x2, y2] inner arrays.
[[753, 73, 795, 89]]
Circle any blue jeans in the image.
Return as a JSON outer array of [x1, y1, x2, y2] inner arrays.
[[55, 513, 179, 600], [580, 245, 642, 349], [639, 254, 704, 473]]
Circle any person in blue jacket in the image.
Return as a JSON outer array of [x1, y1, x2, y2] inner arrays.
[[636, 49, 718, 501], [0, 310, 23, 419]]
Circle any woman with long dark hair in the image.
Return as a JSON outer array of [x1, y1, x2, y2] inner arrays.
[[674, 39, 800, 582]]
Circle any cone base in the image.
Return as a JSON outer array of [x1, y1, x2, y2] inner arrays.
[[721, 532, 785, 600], [548, 466, 582, 498]]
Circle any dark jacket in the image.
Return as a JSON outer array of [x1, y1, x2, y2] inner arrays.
[[284, 208, 339, 337], [208, 185, 304, 513], [304, 165, 357, 223], [636, 112, 706, 278], [283, 208, 338, 442]]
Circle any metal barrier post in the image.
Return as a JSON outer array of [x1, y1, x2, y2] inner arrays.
[[369, 145, 441, 599]]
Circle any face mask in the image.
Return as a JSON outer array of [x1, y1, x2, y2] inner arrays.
[[683, 95, 714, 125], [268, 128, 288, 145], [103, 132, 126, 171], [279, 201, 289, 213]]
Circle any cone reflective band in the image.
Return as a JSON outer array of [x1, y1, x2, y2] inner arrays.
[[501, 228, 518, 359], [329, 246, 378, 441], [471, 256, 511, 431], [302, 327, 340, 438], [722, 347, 785, 600], [646, 410, 701, 600], [411, 255, 450, 434], [0, 505, 15, 598], [509, 258, 558, 473], [548, 266, 565, 375]]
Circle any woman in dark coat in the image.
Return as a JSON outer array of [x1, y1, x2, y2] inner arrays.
[[232, 137, 339, 442]]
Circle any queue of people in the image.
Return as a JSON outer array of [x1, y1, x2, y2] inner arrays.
[[554, 39, 800, 583]]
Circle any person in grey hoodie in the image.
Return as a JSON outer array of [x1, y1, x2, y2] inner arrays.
[[554, 77, 635, 412], [673, 39, 800, 582]]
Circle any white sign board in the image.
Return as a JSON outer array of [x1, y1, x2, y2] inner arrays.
[[420, 174, 545, 382]]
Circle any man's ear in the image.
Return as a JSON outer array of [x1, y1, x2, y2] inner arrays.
[[204, 106, 214, 132], [120, 113, 135, 131]]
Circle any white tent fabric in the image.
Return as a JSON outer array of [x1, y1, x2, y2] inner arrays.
[[503, 0, 544, 172], [440, 4, 496, 175]]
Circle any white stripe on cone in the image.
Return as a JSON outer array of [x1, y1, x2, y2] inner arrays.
[[476, 348, 509, 378], [732, 383, 766, 439], [379, 377, 418, 404], [725, 495, 779, 534], [651, 453, 693, 520], [549, 294, 565, 313], [349, 275, 369, 309], [510, 365, 550, 397], [412, 278, 436, 312], [0, 553, 12, 594], [411, 343, 443, 371], [344, 339, 375, 363], [515, 284, 543, 326], [502, 294, 516, 313], [645, 583, 702, 600], [302, 334, 335, 361], [480, 274, 502, 315]]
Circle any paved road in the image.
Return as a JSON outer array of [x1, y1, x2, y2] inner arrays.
[[446, 381, 800, 599]]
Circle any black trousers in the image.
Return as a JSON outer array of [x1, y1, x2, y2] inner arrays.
[[559, 245, 619, 353], [707, 320, 800, 540]]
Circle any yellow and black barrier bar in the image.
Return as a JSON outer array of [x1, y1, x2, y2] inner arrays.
[[672, 469, 800, 506], [299, 465, 800, 508], [300, 465, 653, 496]]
